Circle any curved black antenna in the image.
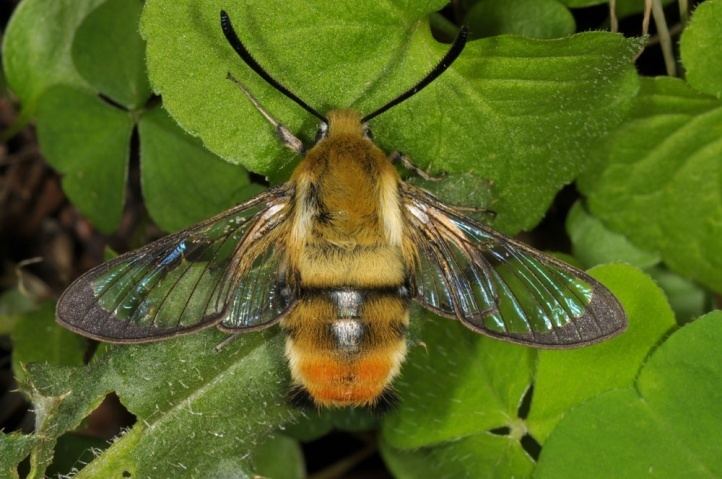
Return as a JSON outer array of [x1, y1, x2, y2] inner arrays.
[[220, 10, 328, 123], [361, 27, 468, 123]]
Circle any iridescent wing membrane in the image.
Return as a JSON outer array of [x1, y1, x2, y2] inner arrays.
[[402, 185, 626, 347], [57, 187, 294, 343]]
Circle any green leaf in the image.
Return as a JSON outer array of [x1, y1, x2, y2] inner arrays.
[[72, 0, 152, 109], [0, 433, 35, 479], [10, 302, 86, 383], [20, 331, 298, 478], [138, 107, 261, 232], [535, 311, 722, 478], [648, 266, 714, 324], [36, 85, 133, 233], [0, 288, 37, 335], [382, 432, 534, 479], [251, 435, 305, 479], [680, 0, 722, 99], [382, 308, 534, 449], [381, 264, 652, 475], [283, 414, 333, 443], [527, 264, 676, 442], [566, 201, 660, 269], [141, 0, 641, 233], [2, 0, 106, 115], [466, 0, 575, 39], [578, 76, 722, 292], [565, 205, 712, 323]]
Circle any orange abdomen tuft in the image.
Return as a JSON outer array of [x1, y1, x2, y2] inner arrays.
[[287, 345, 406, 407]]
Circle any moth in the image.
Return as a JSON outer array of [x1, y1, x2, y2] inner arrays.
[[57, 11, 626, 407]]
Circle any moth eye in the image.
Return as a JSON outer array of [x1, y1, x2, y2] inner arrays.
[[362, 124, 374, 140], [315, 122, 329, 143]]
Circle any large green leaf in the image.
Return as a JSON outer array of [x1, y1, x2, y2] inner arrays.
[[578, 76, 722, 292], [535, 311, 722, 478], [16, 330, 298, 478], [680, 0, 722, 99], [526, 264, 677, 442], [26, 0, 256, 233], [381, 264, 661, 476], [648, 266, 714, 325], [36, 85, 134, 233], [566, 201, 660, 269], [382, 432, 535, 479], [72, 0, 152, 109], [2, 0, 105, 115], [465, 0, 575, 39], [139, 107, 262, 231], [251, 435, 305, 479], [565, 202, 713, 324], [382, 310, 534, 449], [141, 0, 641, 233]]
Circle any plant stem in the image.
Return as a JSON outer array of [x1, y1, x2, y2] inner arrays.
[[647, 23, 683, 46], [652, 0, 677, 76], [642, 0, 653, 35], [678, 0, 689, 25], [609, 0, 619, 33]]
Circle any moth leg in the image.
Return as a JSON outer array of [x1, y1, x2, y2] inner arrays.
[[214, 332, 242, 352], [226, 72, 305, 155], [389, 151, 445, 181]]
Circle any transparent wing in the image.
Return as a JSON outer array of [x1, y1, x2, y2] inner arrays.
[[403, 185, 626, 347], [56, 186, 293, 343], [219, 219, 293, 332]]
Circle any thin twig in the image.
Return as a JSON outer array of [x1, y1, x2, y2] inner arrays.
[[652, 0, 677, 76], [643, 0, 653, 35], [609, 0, 619, 33], [678, 0, 689, 25], [647, 22, 683, 46], [634, 0, 654, 61]]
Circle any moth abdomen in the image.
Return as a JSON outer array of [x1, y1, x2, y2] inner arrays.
[[281, 287, 409, 407]]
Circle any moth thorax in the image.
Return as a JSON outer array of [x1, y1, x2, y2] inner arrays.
[[326, 109, 363, 137]]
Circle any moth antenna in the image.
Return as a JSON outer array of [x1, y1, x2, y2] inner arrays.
[[361, 26, 468, 123], [220, 10, 328, 124]]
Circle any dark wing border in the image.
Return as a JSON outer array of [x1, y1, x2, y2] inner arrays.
[[402, 184, 627, 348]]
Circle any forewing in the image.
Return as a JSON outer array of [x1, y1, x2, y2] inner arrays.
[[403, 185, 626, 347], [218, 210, 294, 332], [57, 186, 293, 343]]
